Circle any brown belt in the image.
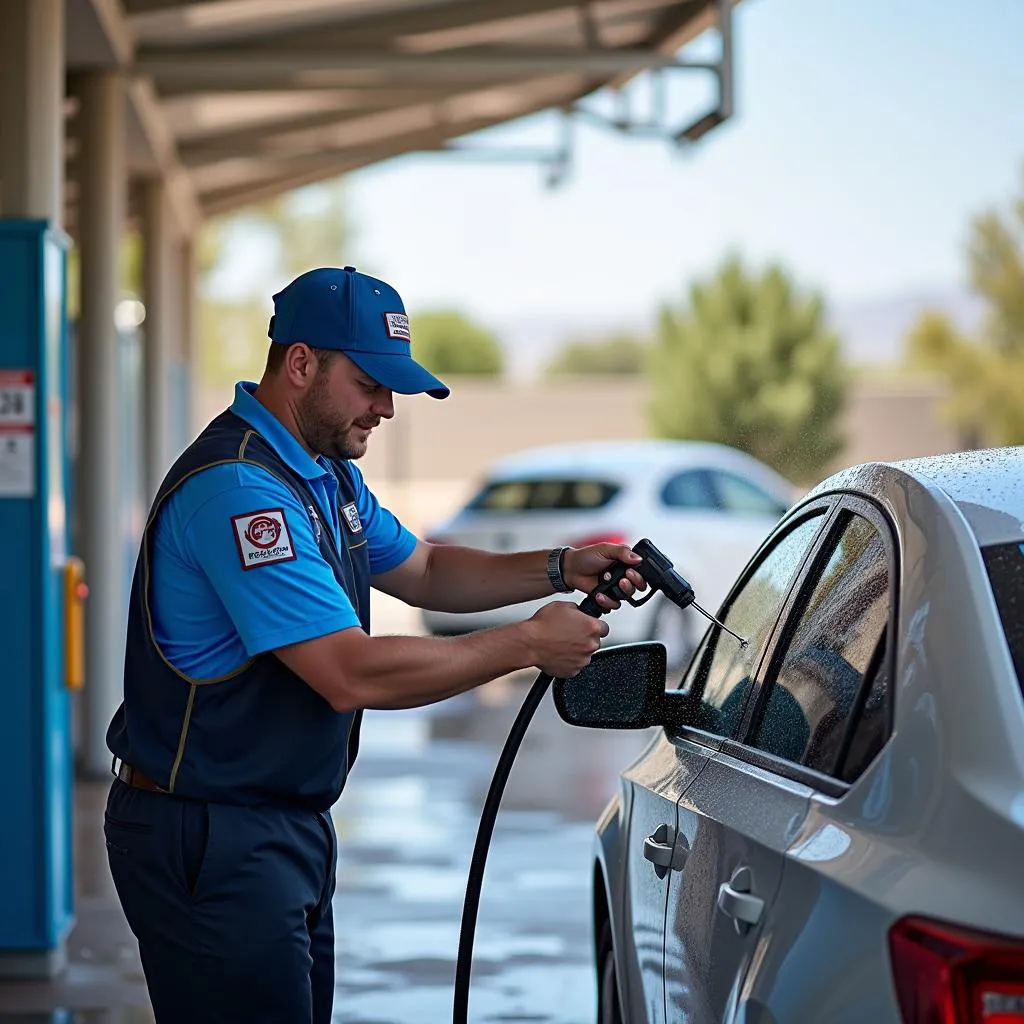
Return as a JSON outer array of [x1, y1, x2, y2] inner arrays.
[[114, 760, 169, 794]]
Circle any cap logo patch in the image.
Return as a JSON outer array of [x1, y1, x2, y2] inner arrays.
[[383, 311, 411, 342], [341, 502, 363, 534], [231, 509, 296, 570]]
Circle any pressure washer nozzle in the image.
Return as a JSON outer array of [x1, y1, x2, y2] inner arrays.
[[691, 602, 748, 647]]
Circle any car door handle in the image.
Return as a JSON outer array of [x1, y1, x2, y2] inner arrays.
[[643, 836, 674, 867], [717, 884, 764, 924], [717, 866, 764, 933], [643, 824, 688, 877]]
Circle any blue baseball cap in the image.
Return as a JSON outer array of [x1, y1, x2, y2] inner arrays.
[[268, 266, 449, 399]]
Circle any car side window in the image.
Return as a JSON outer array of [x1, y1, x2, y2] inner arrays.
[[838, 630, 890, 781], [660, 470, 717, 510], [709, 470, 789, 517], [749, 513, 891, 776], [467, 478, 620, 512], [679, 513, 826, 739]]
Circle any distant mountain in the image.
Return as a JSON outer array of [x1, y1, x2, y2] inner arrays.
[[488, 287, 988, 379], [827, 288, 986, 366]]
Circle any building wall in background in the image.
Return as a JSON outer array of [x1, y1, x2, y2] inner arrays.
[[196, 376, 965, 536]]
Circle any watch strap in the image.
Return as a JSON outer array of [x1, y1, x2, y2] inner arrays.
[[547, 546, 573, 594]]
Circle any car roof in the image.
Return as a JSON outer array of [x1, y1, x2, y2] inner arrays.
[[483, 439, 794, 486], [811, 446, 1024, 547]]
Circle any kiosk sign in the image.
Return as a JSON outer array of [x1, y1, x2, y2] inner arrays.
[[0, 370, 36, 498]]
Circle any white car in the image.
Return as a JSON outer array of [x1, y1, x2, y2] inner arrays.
[[421, 440, 795, 668], [555, 445, 1024, 1024]]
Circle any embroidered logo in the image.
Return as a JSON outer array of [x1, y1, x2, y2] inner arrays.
[[383, 311, 411, 342], [341, 502, 363, 534], [231, 509, 295, 570]]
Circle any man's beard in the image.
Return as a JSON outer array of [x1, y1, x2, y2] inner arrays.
[[297, 375, 377, 461]]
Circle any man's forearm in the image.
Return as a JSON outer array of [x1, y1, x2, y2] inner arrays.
[[275, 598, 604, 713], [419, 544, 561, 612], [340, 625, 537, 711]]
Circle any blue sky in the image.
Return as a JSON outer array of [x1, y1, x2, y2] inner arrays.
[[215, 0, 1023, 347]]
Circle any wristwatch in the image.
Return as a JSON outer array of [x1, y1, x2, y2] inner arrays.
[[547, 546, 574, 594]]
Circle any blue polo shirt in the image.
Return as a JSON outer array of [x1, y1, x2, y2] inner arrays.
[[150, 381, 417, 678]]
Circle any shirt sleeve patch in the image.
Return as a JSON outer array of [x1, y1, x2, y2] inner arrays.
[[341, 501, 363, 534], [231, 508, 296, 570]]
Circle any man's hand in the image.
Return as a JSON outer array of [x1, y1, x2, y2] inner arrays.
[[522, 601, 610, 678], [562, 543, 648, 610]]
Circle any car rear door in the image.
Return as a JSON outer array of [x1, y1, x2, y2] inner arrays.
[[663, 499, 895, 1022], [722, 498, 896, 1021], [656, 505, 836, 1022]]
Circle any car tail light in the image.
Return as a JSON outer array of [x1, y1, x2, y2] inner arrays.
[[889, 916, 1024, 1023], [568, 532, 628, 548]]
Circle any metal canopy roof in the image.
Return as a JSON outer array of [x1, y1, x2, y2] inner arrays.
[[64, 0, 734, 236]]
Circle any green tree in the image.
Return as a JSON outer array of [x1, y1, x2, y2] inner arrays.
[[408, 310, 504, 376], [247, 178, 350, 282], [197, 177, 353, 389], [905, 166, 1024, 447], [545, 332, 650, 377], [197, 299, 272, 390], [648, 255, 847, 482]]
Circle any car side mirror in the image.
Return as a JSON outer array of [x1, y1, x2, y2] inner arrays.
[[553, 642, 669, 730]]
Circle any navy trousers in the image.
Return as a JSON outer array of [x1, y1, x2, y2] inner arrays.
[[104, 779, 337, 1023]]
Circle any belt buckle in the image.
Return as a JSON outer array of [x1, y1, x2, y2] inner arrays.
[[112, 758, 137, 787]]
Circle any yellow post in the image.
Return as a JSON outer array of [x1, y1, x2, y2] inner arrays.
[[64, 556, 87, 691]]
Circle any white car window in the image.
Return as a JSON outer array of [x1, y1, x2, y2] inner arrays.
[[710, 470, 788, 517], [660, 470, 717, 510], [680, 512, 827, 739], [467, 478, 620, 512], [749, 513, 891, 777]]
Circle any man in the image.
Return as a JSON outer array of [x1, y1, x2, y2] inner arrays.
[[104, 266, 645, 1023]]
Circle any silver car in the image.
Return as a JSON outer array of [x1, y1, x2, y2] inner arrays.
[[555, 447, 1024, 1024]]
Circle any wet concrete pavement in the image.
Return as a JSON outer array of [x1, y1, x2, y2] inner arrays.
[[0, 668, 655, 1023]]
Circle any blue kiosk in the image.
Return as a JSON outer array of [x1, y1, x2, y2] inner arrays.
[[0, 220, 83, 976]]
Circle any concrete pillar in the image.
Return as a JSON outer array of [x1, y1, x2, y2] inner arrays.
[[141, 180, 175, 501], [0, 0, 64, 224], [180, 235, 198, 445], [75, 72, 127, 777]]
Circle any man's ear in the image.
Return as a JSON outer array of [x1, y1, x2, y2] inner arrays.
[[284, 342, 318, 386]]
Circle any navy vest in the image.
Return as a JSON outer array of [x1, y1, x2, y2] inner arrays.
[[106, 410, 371, 812]]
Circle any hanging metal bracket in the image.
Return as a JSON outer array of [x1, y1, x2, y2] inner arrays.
[[427, 0, 735, 184], [571, 0, 735, 147]]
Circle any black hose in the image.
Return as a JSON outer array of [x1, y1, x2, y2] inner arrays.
[[452, 670, 554, 1024], [451, 575, 621, 1022], [450, 544, 698, 1020]]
